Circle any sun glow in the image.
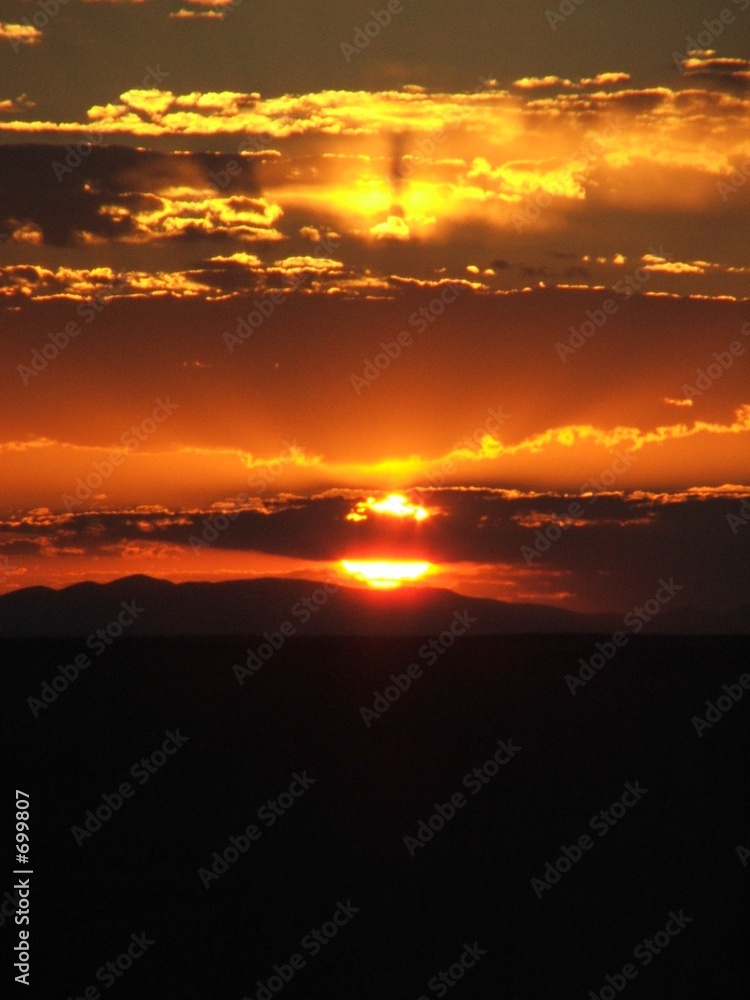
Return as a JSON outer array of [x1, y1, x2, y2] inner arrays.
[[340, 559, 432, 589], [346, 492, 430, 522]]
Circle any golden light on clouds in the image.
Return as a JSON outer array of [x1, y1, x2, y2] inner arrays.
[[346, 493, 431, 523], [0, 23, 42, 46], [2, 42, 750, 611]]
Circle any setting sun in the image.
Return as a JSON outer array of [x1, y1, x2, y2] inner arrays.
[[340, 558, 432, 588]]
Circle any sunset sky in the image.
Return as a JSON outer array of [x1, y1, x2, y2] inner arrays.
[[2, 0, 750, 611]]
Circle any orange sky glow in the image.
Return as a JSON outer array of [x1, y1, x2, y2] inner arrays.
[[2, 29, 750, 612]]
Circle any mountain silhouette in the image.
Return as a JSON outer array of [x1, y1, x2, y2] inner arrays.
[[0, 575, 746, 636]]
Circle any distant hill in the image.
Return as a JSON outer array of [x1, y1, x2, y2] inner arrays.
[[0, 575, 747, 636]]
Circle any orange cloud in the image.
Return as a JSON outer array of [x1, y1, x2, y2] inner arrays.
[[0, 23, 42, 45], [369, 215, 410, 240], [2, 83, 750, 243], [3, 408, 750, 511], [679, 52, 750, 82], [169, 9, 225, 19], [114, 192, 284, 244], [0, 95, 35, 114], [513, 72, 631, 91]]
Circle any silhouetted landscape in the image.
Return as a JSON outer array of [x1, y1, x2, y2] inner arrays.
[[3, 622, 748, 997], [2, 575, 750, 637]]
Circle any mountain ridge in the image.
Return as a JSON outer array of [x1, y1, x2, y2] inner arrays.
[[0, 575, 747, 636]]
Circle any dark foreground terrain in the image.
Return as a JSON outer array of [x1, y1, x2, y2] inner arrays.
[[2, 635, 748, 999]]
